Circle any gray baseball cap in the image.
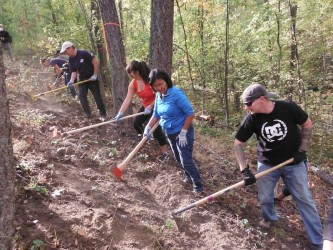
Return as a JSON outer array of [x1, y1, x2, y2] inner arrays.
[[241, 83, 277, 103]]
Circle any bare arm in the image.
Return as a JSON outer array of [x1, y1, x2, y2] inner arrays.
[[299, 117, 312, 152], [53, 64, 63, 79], [91, 57, 99, 75], [146, 116, 160, 128], [234, 139, 248, 171], [70, 71, 77, 83], [182, 114, 194, 130], [118, 81, 135, 113]]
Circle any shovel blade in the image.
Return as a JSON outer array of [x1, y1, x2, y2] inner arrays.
[[112, 166, 124, 181]]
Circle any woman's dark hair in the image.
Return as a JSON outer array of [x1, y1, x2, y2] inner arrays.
[[126, 60, 151, 83], [148, 69, 173, 91]]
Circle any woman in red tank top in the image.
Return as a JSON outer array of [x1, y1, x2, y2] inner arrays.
[[114, 60, 168, 159]]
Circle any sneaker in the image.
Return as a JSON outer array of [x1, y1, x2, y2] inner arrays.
[[157, 153, 169, 163], [193, 187, 204, 196], [183, 176, 192, 184], [258, 219, 272, 229], [100, 115, 108, 122]]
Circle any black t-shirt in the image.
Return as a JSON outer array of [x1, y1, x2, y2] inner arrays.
[[0, 30, 12, 43], [50, 58, 68, 68], [68, 50, 95, 80], [235, 100, 308, 166]]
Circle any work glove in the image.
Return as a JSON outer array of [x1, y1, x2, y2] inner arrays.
[[177, 129, 188, 147], [241, 165, 256, 186], [143, 125, 152, 140], [114, 112, 124, 123], [292, 150, 307, 165], [67, 80, 74, 87], [143, 106, 152, 115], [90, 74, 98, 81]]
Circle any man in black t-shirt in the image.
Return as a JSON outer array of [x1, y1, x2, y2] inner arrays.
[[60, 41, 107, 121], [0, 24, 13, 61], [234, 83, 322, 250]]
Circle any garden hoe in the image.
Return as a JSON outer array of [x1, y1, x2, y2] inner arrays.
[[171, 158, 293, 216], [112, 122, 160, 181], [53, 112, 145, 137], [31, 79, 90, 101]]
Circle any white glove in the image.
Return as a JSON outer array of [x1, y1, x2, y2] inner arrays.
[[177, 129, 188, 147], [143, 125, 152, 140], [90, 74, 98, 81], [144, 106, 152, 115]]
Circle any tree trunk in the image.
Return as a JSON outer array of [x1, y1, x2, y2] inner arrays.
[[223, 0, 230, 126], [0, 45, 15, 250], [149, 0, 174, 75], [98, 0, 130, 114], [288, 2, 305, 105], [93, 0, 111, 96]]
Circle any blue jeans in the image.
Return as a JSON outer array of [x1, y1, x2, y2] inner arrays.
[[166, 124, 203, 192], [257, 161, 323, 246]]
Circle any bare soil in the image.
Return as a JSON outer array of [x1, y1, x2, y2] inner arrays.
[[4, 59, 332, 250]]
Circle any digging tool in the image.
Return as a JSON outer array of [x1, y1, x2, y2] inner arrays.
[[171, 158, 293, 216], [31, 79, 90, 101], [56, 112, 145, 137], [112, 122, 160, 180]]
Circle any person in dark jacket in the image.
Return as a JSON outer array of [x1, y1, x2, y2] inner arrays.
[[0, 24, 13, 61], [60, 41, 107, 121]]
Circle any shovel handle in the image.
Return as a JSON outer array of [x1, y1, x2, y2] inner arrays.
[[171, 158, 294, 215], [32, 79, 90, 99], [118, 122, 160, 170], [63, 112, 145, 135]]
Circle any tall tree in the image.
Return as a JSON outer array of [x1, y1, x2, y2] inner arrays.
[[149, 0, 174, 75], [98, 0, 130, 114], [0, 47, 15, 249]]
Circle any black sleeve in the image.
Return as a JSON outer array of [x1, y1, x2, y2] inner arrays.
[[235, 114, 255, 142]]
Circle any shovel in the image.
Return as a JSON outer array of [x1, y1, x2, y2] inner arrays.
[[112, 122, 160, 181], [171, 158, 293, 216], [54, 112, 145, 137], [31, 79, 90, 101]]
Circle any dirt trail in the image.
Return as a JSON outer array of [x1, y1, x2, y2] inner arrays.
[[5, 59, 331, 250]]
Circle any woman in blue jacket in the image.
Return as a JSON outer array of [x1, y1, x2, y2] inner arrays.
[[143, 69, 203, 194]]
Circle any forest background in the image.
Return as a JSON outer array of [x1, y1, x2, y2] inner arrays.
[[1, 0, 333, 169], [1, 0, 333, 249]]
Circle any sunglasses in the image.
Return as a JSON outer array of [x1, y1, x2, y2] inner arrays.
[[244, 96, 261, 107]]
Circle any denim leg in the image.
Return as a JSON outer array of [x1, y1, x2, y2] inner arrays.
[[257, 162, 281, 221], [282, 163, 323, 246], [89, 81, 106, 116], [78, 84, 91, 115], [176, 125, 202, 191], [167, 136, 181, 164]]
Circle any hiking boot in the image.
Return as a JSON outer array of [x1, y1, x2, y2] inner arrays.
[[100, 115, 108, 122], [193, 187, 204, 196], [258, 219, 272, 229], [310, 244, 323, 250]]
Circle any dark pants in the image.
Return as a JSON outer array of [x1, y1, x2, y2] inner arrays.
[[166, 124, 203, 192], [133, 106, 167, 146], [78, 80, 106, 116]]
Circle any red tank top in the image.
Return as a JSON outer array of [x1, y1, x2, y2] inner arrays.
[[133, 79, 155, 108]]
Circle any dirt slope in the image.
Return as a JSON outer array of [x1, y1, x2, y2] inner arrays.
[[4, 59, 331, 250]]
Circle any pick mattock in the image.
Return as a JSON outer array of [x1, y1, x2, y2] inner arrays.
[[171, 158, 293, 216], [112, 122, 160, 181], [31, 79, 90, 101], [54, 112, 145, 137]]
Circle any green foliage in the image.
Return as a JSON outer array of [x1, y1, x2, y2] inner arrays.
[[30, 239, 45, 250]]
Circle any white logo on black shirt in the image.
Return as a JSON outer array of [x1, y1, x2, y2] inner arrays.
[[261, 119, 287, 142]]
